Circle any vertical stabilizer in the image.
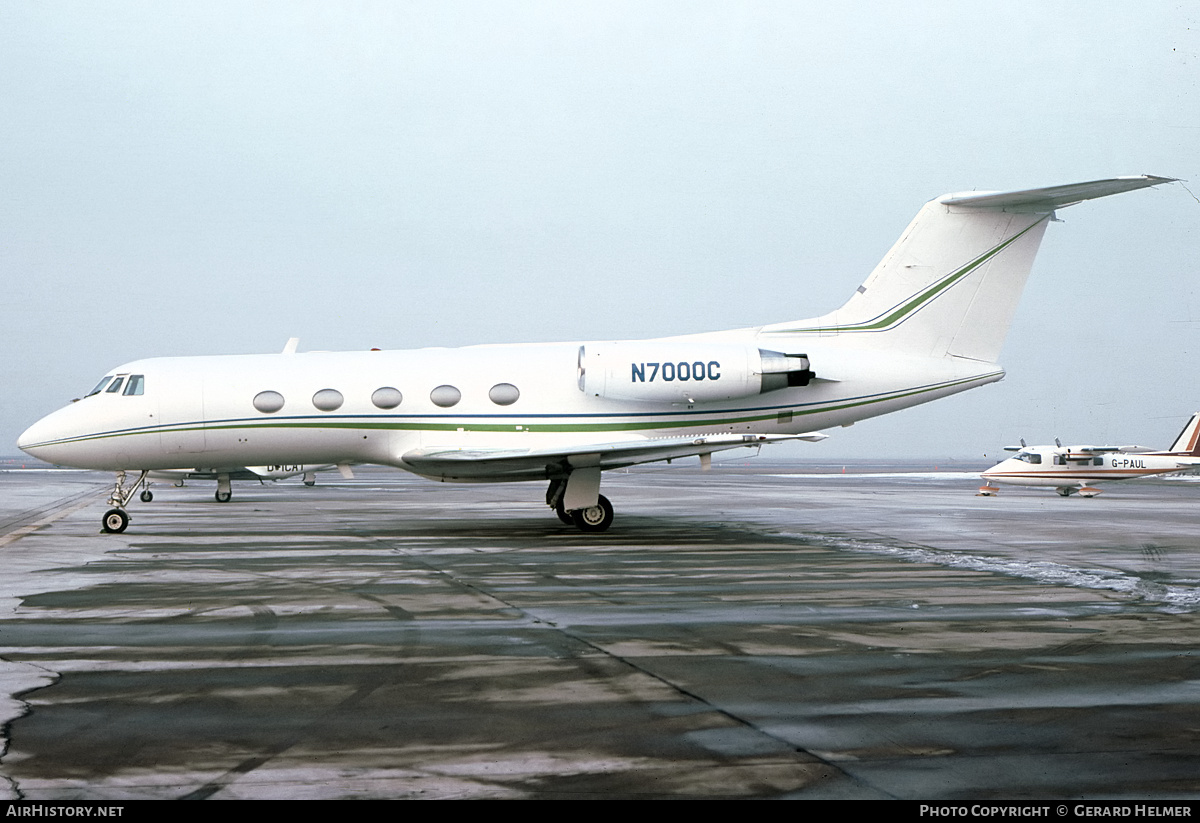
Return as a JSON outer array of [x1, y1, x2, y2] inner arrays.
[[1168, 412, 1200, 456], [761, 176, 1174, 364]]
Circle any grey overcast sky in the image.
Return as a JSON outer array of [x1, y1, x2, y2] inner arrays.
[[2, 1, 1197, 460]]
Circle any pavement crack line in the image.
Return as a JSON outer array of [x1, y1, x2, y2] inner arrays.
[[344, 525, 893, 799]]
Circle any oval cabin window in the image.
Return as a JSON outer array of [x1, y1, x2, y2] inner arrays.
[[253, 391, 285, 414], [312, 389, 344, 412], [430, 385, 461, 408], [371, 387, 403, 409], [488, 383, 520, 406]]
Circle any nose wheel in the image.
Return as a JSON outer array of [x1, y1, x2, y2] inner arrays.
[[101, 470, 148, 533], [102, 508, 130, 534]]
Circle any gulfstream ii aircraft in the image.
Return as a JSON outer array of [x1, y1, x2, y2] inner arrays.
[[978, 412, 1200, 498], [18, 175, 1173, 533]]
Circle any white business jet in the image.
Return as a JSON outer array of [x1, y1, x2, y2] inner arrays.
[[18, 176, 1173, 533], [979, 413, 1200, 497]]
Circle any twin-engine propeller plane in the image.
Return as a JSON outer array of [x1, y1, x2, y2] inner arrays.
[[143, 462, 338, 503], [18, 175, 1174, 533], [979, 412, 1200, 497]]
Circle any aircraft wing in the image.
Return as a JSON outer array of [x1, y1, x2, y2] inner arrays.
[[401, 432, 828, 481]]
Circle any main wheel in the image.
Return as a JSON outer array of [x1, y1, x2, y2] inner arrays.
[[102, 508, 129, 534], [215, 490, 232, 503], [1056, 488, 1073, 497], [571, 494, 614, 533], [140, 489, 153, 502], [554, 499, 574, 525]]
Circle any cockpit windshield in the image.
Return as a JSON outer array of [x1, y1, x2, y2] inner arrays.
[[1014, 451, 1042, 464], [85, 375, 145, 398], [86, 376, 113, 396]]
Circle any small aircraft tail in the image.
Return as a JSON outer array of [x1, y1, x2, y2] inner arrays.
[[762, 177, 1173, 364], [1167, 412, 1200, 456]]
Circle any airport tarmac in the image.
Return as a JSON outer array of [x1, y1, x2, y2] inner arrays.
[[0, 460, 1198, 800]]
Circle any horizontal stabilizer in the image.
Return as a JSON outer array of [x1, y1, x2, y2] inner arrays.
[[941, 176, 1175, 211]]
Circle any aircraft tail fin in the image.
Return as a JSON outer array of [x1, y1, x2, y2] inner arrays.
[[761, 176, 1173, 364], [1167, 412, 1200, 456]]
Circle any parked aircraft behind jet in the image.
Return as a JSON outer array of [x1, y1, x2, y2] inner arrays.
[[17, 176, 1174, 533], [979, 412, 1200, 497], [144, 463, 339, 502]]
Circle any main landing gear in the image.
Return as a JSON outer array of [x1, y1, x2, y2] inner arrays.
[[547, 477, 615, 533], [101, 470, 149, 534], [1057, 485, 1102, 498]]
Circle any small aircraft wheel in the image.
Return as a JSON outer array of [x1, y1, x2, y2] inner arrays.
[[215, 490, 232, 503], [304, 480, 315, 487], [102, 508, 129, 534], [1056, 488, 1073, 497], [572, 494, 614, 533], [140, 490, 153, 503]]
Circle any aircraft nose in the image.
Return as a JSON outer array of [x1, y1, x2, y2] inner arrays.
[[18, 415, 56, 459], [17, 406, 83, 464]]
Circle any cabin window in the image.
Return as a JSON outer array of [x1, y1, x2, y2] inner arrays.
[[86, 376, 113, 397], [488, 383, 520, 406], [253, 390, 286, 414], [312, 388, 344, 412], [123, 375, 145, 396], [1094, 457, 1103, 466], [430, 385, 461, 408], [1054, 455, 1066, 465], [371, 387, 403, 409], [1027, 453, 1042, 464], [105, 377, 125, 394]]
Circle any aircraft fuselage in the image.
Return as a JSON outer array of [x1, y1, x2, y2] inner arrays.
[[18, 334, 1000, 481]]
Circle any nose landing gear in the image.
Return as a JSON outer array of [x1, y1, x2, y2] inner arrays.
[[102, 470, 149, 534]]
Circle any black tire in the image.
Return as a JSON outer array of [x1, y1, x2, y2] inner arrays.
[[572, 494, 614, 533], [215, 490, 232, 503], [102, 508, 129, 534], [554, 499, 574, 525], [140, 490, 153, 503]]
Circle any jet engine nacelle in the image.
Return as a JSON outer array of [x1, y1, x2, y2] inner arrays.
[[578, 343, 812, 403]]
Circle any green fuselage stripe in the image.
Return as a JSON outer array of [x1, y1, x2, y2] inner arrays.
[[32, 372, 1000, 447]]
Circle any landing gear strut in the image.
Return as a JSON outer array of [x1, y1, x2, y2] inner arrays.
[[102, 470, 149, 534]]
